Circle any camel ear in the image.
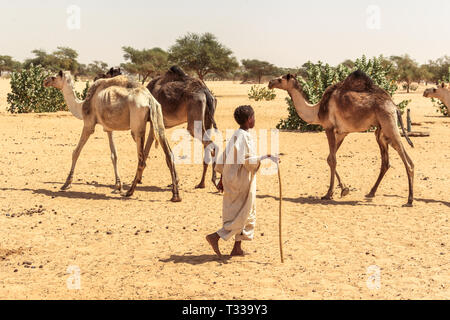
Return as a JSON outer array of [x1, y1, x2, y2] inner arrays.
[[58, 70, 63, 77], [442, 82, 446, 88], [286, 74, 292, 80]]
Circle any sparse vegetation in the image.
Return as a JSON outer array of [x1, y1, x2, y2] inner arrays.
[[248, 85, 276, 101]]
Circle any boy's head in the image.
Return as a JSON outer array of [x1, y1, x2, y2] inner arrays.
[[234, 105, 255, 129]]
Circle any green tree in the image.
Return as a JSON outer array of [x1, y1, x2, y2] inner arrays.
[[169, 32, 238, 80], [121, 47, 169, 84], [0, 55, 22, 73], [241, 59, 280, 84], [23, 47, 79, 73], [390, 54, 421, 93]]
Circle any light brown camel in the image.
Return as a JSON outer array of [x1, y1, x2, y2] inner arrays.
[[424, 83, 450, 110], [269, 71, 415, 206], [43, 71, 181, 202], [147, 66, 219, 189]]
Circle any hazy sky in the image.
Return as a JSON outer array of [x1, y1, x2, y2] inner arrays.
[[1, 0, 449, 67]]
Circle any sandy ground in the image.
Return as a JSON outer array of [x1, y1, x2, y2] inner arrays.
[[0, 78, 448, 300]]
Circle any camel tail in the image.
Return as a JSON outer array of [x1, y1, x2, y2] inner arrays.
[[148, 97, 166, 150], [204, 88, 218, 130], [397, 109, 414, 148]]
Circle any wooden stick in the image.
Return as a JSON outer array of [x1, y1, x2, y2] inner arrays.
[[278, 164, 284, 263]]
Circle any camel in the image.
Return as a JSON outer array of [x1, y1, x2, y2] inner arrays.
[[269, 71, 415, 206], [424, 83, 450, 111], [147, 66, 219, 189], [94, 67, 122, 81], [43, 71, 181, 202]]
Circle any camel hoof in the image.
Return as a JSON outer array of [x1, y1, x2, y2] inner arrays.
[[124, 190, 134, 198], [171, 196, 182, 203], [341, 188, 350, 197], [321, 195, 333, 201], [365, 193, 376, 199], [60, 184, 72, 191], [402, 202, 413, 208], [195, 183, 206, 189], [137, 180, 142, 185]]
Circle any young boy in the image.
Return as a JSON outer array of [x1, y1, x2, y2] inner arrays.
[[206, 105, 279, 258]]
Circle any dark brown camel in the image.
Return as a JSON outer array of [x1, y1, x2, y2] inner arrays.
[[94, 67, 122, 81], [146, 66, 219, 189], [269, 71, 415, 206]]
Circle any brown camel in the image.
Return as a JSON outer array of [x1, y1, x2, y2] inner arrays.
[[424, 83, 450, 110], [43, 71, 181, 202], [269, 71, 415, 206], [94, 67, 122, 81], [147, 66, 219, 189]]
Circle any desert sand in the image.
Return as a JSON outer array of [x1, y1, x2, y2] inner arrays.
[[0, 78, 448, 299]]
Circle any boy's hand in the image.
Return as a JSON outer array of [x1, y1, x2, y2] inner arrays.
[[262, 154, 281, 164], [217, 178, 224, 193]]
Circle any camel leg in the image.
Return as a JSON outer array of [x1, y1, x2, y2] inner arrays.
[[159, 135, 182, 202], [367, 128, 390, 198], [125, 131, 146, 198], [390, 137, 414, 207], [334, 133, 349, 197], [196, 141, 218, 189], [136, 126, 155, 185], [61, 126, 94, 191], [107, 132, 122, 193], [322, 129, 338, 200]]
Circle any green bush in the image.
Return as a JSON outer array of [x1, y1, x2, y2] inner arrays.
[[433, 98, 448, 116], [277, 55, 410, 131], [75, 81, 90, 100], [248, 85, 276, 101], [7, 64, 67, 113]]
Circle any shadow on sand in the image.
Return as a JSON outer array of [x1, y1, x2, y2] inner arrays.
[[159, 254, 230, 265], [1, 181, 171, 201], [384, 194, 450, 207]]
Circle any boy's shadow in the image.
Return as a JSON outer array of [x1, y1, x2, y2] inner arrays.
[[160, 254, 230, 265]]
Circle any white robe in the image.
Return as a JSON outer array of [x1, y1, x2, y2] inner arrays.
[[214, 129, 261, 241]]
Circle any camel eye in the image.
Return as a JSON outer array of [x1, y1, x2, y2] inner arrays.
[[433, 89, 437, 93]]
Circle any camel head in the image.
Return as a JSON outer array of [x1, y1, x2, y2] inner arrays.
[[44, 70, 72, 90], [268, 74, 298, 91], [424, 82, 448, 99]]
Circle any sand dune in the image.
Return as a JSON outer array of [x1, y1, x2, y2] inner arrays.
[[0, 79, 448, 299]]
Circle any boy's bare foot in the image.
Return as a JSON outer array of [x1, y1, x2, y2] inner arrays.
[[230, 241, 245, 257], [206, 233, 222, 258]]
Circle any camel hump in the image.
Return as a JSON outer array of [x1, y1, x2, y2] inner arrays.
[[341, 70, 376, 92], [169, 66, 188, 78], [82, 76, 140, 115]]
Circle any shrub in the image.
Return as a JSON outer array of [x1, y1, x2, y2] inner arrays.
[[76, 81, 90, 100], [433, 98, 448, 116], [277, 55, 410, 131], [248, 85, 276, 101], [7, 64, 67, 113]]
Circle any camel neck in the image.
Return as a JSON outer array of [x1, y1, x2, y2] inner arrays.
[[440, 90, 450, 107], [287, 87, 321, 125], [61, 79, 84, 120]]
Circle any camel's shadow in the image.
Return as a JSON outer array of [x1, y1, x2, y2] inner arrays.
[[257, 194, 360, 206], [384, 194, 450, 207], [1, 181, 171, 201], [159, 254, 230, 265], [44, 181, 171, 193]]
